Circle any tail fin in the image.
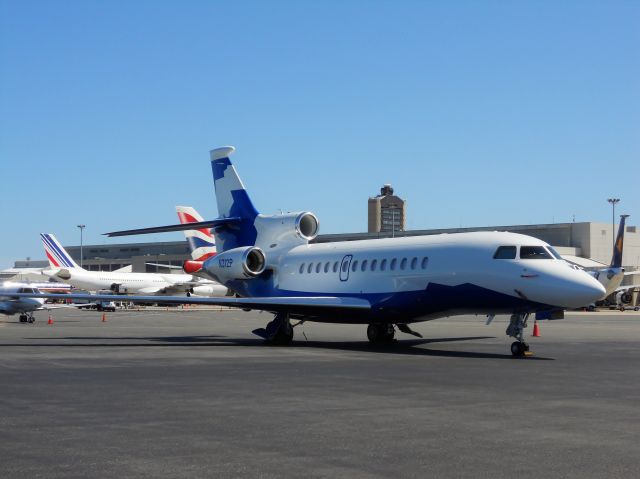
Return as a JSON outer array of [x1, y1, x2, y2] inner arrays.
[[40, 233, 81, 269], [210, 147, 259, 251], [176, 206, 217, 261], [611, 215, 629, 268]]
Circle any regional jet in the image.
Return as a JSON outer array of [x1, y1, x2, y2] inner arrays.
[[21, 146, 606, 356], [0, 282, 74, 323]]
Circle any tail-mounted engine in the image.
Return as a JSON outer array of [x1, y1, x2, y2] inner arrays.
[[203, 246, 266, 283], [255, 211, 319, 248]]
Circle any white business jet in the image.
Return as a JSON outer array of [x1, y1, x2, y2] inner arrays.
[[23, 146, 605, 356]]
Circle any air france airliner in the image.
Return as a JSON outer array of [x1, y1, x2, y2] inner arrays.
[[41, 233, 227, 297], [23, 146, 606, 356]]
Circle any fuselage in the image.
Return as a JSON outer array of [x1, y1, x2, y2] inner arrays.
[[223, 231, 605, 323], [0, 285, 45, 315], [42, 268, 227, 296]]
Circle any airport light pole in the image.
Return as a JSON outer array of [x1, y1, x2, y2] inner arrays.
[[77, 224, 86, 268], [607, 198, 620, 251]]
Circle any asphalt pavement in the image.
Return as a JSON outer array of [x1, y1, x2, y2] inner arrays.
[[1, 308, 639, 478]]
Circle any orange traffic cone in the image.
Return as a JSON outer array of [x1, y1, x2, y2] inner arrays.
[[47, 314, 54, 325], [532, 320, 540, 337], [101, 312, 107, 322]]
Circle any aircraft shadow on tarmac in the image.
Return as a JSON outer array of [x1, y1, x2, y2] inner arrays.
[[8, 334, 554, 360]]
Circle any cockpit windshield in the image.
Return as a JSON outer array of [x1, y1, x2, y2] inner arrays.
[[493, 246, 517, 259], [520, 246, 552, 260], [545, 246, 564, 260]]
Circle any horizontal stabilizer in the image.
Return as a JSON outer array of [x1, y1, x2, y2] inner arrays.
[[104, 218, 241, 237]]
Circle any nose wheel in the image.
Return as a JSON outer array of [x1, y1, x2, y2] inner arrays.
[[510, 341, 530, 357], [506, 313, 530, 357]]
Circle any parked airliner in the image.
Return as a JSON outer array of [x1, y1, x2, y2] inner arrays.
[[40, 233, 227, 297], [22, 146, 606, 356]]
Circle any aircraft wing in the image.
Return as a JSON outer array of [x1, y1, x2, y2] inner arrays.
[[615, 284, 640, 293], [12, 293, 371, 316]]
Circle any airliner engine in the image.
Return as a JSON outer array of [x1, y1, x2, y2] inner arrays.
[[203, 246, 266, 283]]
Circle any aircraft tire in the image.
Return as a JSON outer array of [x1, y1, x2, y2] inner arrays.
[[367, 324, 395, 344], [510, 341, 526, 357], [271, 324, 294, 346]]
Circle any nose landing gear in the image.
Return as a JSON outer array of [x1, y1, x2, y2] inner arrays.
[[506, 313, 530, 357]]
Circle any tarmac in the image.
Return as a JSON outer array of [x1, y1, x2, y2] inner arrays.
[[1, 308, 640, 478]]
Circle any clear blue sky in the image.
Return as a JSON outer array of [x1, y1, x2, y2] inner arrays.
[[1, 0, 638, 268]]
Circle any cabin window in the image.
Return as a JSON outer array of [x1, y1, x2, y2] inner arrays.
[[390, 258, 397, 270], [299, 263, 305, 274], [400, 258, 407, 270], [371, 259, 377, 271], [333, 261, 339, 273], [361, 259, 368, 271], [493, 246, 517, 259], [520, 246, 552, 260], [421, 257, 429, 269], [380, 259, 387, 271], [411, 257, 417, 270], [352, 260, 359, 272], [307, 263, 314, 273], [315, 263, 322, 273], [342, 261, 349, 273], [324, 262, 330, 273]]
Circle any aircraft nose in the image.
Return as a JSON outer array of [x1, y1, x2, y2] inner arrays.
[[563, 274, 606, 308]]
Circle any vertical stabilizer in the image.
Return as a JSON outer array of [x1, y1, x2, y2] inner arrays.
[[176, 206, 217, 261], [610, 215, 628, 268], [40, 233, 81, 269], [210, 147, 260, 252]]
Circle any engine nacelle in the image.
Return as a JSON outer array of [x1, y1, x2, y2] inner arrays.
[[203, 246, 266, 283], [255, 211, 319, 248], [189, 284, 229, 297]]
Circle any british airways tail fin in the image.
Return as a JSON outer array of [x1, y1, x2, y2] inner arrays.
[[210, 147, 260, 252], [176, 206, 217, 261], [611, 215, 629, 268], [40, 233, 81, 269]]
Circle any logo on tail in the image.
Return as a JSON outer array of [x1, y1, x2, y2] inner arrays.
[[176, 206, 217, 261], [40, 233, 80, 269]]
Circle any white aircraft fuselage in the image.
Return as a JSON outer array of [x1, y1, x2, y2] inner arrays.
[[42, 267, 226, 296], [0, 284, 45, 316]]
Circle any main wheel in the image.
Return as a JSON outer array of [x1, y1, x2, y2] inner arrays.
[[271, 323, 294, 345], [510, 341, 526, 357], [367, 324, 395, 344]]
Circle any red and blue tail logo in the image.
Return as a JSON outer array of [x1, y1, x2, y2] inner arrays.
[[176, 206, 217, 261], [40, 233, 80, 269]]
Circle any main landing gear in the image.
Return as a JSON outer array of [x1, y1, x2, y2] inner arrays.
[[366, 323, 396, 344], [253, 312, 294, 345], [506, 312, 530, 357], [19, 313, 36, 324]]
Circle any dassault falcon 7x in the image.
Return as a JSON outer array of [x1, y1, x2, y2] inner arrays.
[[22, 146, 606, 356]]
